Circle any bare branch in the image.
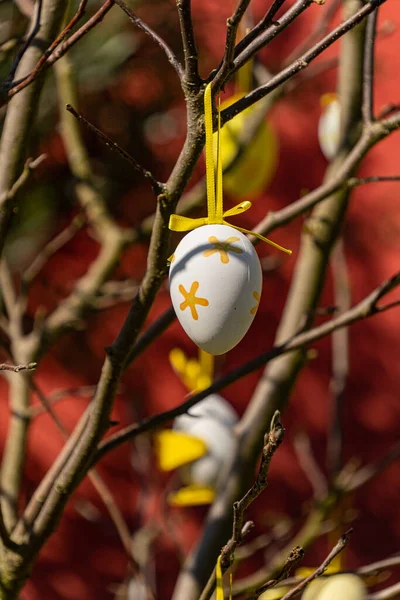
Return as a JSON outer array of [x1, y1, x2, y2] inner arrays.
[[177, 0, 200, 87], [363, 8, 379, 124], [222, 0, 387, 121], [212, 0, 313, 90], [250, 547, 305, 600], [366, 582, 400, 600], [212, 0, 253, 91], [112, 0, 184, 79], [4, 0, 43, 87], [284, 0, 341, 64], [294, 432, 328, 500], [2, 1, 114, 107], [280, 530, 352, 599], [0, 362, 37, 373], [22, 214, 85, 287], [199, 413, 288, 600], [95, 271, 400, 459], [327, 240, 351, 477], [65, 104, 164, 195]]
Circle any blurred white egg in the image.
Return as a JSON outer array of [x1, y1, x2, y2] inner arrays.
[[174, 394, 238, 431], [174, 395, 238, 487], [302, 574, 366, 600], [318, 98, 341, 160], [169, 224, 262, 355]]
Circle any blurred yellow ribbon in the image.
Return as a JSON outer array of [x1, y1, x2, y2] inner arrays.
[[168, 83, 291, 256]]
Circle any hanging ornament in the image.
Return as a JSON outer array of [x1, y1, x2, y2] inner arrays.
[[155, 349, 238, 506], [318, 93, 341, 160], [301, 574, 366, 600], [168, 83, 291, 356], [217, 93, 278, 200]]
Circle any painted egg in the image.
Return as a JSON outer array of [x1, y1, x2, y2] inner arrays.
[[174, 394, 238, 431], [215, 93, 278, 200], [174, 395, 238, 487], [169, 224, 262, 355], [302, 575, 366, 600], [318, 97, 341, 160]]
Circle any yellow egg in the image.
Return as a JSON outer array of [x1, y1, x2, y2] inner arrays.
[[216, 94, 278, 200]]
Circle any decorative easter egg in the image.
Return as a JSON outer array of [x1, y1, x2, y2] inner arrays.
[[169, 224, 262, 355], [175, 394, 238, 431], [318, 96, 341, 160], [216, 94, 278, 200], [174, 395, 238, 487], [302, 575, 366, 600]]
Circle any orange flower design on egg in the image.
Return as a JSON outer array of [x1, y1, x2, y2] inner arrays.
[[179, 281, 209, 321], [250, 291, 260, 315], [203, 236, 243, 264]]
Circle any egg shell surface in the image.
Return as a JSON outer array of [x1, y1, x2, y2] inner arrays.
[[318, 99, 341, 160], [169, 224, 262, 355], [301, 575, 366, 600], [178, 419, 236, 487], [174, 394, 238, 431]]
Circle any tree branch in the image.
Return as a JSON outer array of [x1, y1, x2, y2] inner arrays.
[[1, 1, 114, 107], [177, 0, 200, 87], [222, 0, 386, 122], [280, 530, 352, 599], [65, 104, 164, 195], [112, 0, 184, 79], [95, 270, 400, 459], [362, 8, 379, 124], [0, 0, 67, 255]]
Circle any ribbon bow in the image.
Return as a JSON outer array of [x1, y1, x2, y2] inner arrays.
[[169, 83, 292, 256]]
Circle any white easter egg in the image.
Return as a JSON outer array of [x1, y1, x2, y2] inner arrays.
[[169, 224, 262, 355], [174, 394, 238, 431], [177, 419, 236, 487], [318, 99, 341, 160], [302, 575, 366, 600]]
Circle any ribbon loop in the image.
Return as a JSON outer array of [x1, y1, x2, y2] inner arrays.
[[168, 82, 292, 257]]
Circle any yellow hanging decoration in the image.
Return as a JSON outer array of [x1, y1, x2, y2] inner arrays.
[[216, 555, 224, 600], [169, 83, 291, 256], [169, 347, 213, 393]]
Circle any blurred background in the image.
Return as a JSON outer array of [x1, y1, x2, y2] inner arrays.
[[0, 0, 399, 598]]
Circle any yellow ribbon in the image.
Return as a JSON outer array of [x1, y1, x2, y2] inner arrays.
[[168, 83, 292, 256]]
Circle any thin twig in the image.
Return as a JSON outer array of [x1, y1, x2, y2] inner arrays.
[[250, 547, 305, 600], [7, 0, 89, 91], [212, 0, 313, 89], [0, 363, 37, 373], [176, 0, 200, 87], [4, 0, 43, 87], [348, 175, 400, 187], [112, 0, 184, 79], [365, 582, 400, 600], [222, 412, 285, 568], [2, 1, 114, 106], [199, 413, 287, 600], [23, 214, 85, 286], [344, 439, 400, 492], [363, 8, 379, 125], [279, 530, 352, 599], [95, 271, 400, 459], [66, 104, 164, 195], [29, 380, 134, 560], [0, 155, 46, 206], [327, 239, 351, 477], [222, 0, 387, 121], [284, 0, 341, 65], [231, 0, 290, 63], [294, 432, 328, 500], [212, 0, 253, 91]]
